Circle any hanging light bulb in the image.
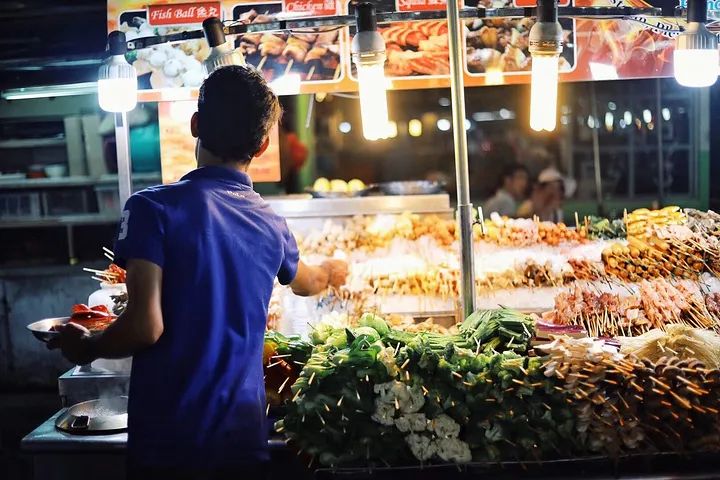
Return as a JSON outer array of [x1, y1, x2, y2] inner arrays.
[[529, 0, 562, 132], [202, 17, 246, 76], [97, 31, 137, 113], [351, 2, 390, 141], [674, 0, 718, 87]]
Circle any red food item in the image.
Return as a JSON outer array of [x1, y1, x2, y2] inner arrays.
[[68, 304, 116, 332]]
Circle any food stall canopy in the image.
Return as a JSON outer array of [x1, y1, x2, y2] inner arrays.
[[107, 0, 689, 101]]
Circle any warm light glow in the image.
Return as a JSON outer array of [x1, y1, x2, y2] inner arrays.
[[408, 119, 423, 137], [485, 68, 504, 85], [387, 120, 398, 138], [643, 109, 652, 124], [529, 55, 559, 132], [674, 49, 719, 87], [605, 112, 614, 131], [356, 62, 390, 141], [97, 78, 137, 113]]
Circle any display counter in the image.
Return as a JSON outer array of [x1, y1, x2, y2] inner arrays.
[[22, 411, 304, 480]]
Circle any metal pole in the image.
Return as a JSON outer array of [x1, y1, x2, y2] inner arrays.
[[446, 0, 476, 318], [655, 78, 664, 207], [114, 111, 132, 210], [589, 83, 604, 216]]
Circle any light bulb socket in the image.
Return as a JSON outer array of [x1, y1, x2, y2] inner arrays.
[[536, 0, 558, 23], [529, 14, 562, 55], [355, 2, 378, 33], [203, 17, 226, 48], [106, 31, 128, 56], [676, 21, 718, 50], [687, 0, 708, 23]]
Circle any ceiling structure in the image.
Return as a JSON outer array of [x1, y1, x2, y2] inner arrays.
[[0, 0, 106, 90]]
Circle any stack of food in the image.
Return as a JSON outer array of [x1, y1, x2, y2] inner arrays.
[[266, 307, 720, 467]]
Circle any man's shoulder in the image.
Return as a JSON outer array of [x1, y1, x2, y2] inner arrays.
[[129, 180, 195, 205]]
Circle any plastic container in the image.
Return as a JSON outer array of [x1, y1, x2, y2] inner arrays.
[[95, 185, 120, 216], [0, 192, 41, 218]]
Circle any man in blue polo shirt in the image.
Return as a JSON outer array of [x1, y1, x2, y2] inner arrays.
[[50, 66, 348, 478]]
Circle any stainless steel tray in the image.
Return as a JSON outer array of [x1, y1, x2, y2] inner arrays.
[[27, 316, 69, 342], [376, 181, 445, 196], [55, 396, 128, 435]]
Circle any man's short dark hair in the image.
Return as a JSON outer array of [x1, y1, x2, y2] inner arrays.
[[498, 162, 527, 188], [197, 66, 281, 163]]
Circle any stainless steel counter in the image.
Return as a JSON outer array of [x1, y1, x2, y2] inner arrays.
[[265, 193, 451, 218], [22, 410, 292, 480]]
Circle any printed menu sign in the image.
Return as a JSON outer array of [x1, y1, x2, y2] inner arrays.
[[282, 0, 338, 16], [147, 2, 222, 25], [396, 0, 447, 12], [158, 101, 281, 184], [513, 0, 570, 7]]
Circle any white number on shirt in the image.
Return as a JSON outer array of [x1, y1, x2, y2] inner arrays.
[[118, 210, 130, 240]]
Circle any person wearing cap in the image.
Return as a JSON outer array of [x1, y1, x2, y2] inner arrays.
[[482, 163, 529, 217], [49, 66, 348, 479], [517, 167, 575, 222]]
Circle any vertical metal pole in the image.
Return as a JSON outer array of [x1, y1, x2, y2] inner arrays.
[[655, 79, 664, 207], [446, 0, 476, 318], [590, 83, 604, 216], [115, 112, 132, 210]]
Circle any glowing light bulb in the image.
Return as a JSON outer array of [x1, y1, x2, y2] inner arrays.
[[408, 119, 422, 137], [355, 62, 390, 141], [98, 77, 137, 113], [98, 31, 137, 113], [674, 49, 719, 87], [674, 19, 718, 88], [529, 55, 559, 132]]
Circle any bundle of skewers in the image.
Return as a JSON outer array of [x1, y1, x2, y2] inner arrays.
[[237, 10, 342, 82], [538, 336, 720, 456], [543, 279, 720, 338], [83, 248, 126, 284]]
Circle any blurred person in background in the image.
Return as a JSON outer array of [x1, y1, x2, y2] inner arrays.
[[517, 167, 576, 222], [482, 163, 529, 217]]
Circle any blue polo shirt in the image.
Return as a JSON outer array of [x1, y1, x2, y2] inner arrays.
[[113, 165, 299, 468]]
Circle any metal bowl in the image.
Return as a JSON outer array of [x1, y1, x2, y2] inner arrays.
[[56, 396, 128, 434], [27, 316, 69, 343], [305, 187, 371, 199], [376, 181, 445, 196]]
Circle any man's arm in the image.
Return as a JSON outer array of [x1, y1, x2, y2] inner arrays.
[[289, 259, 347, 297], [49, 259, 164, 364]]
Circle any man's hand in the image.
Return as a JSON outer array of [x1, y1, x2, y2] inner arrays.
[[289, 259, 349, 296], [47, 323, 96, 365], [321, 259, 349, 289]]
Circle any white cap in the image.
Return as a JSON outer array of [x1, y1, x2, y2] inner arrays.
[[538, 167, 576, 198]]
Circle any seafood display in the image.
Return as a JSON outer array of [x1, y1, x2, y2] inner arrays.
[[375, 21, 450, 76]]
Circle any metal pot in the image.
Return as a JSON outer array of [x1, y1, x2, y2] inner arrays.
[[55, 396, 128, 435]]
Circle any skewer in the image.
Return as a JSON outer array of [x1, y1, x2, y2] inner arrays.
[[284, 59, 294, 76], [102, 246, 115, 258], [306, 64, 316, 80], [83, 267, 118, 277], [333, 63, 342, 80], [256, 55, 268, 71], [104, 252, 115, 262]]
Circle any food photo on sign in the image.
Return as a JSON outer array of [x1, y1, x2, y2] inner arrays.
[[233, 1, 344, 83], [117, 9, 211, 89], [465, 18, 576, 77]]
